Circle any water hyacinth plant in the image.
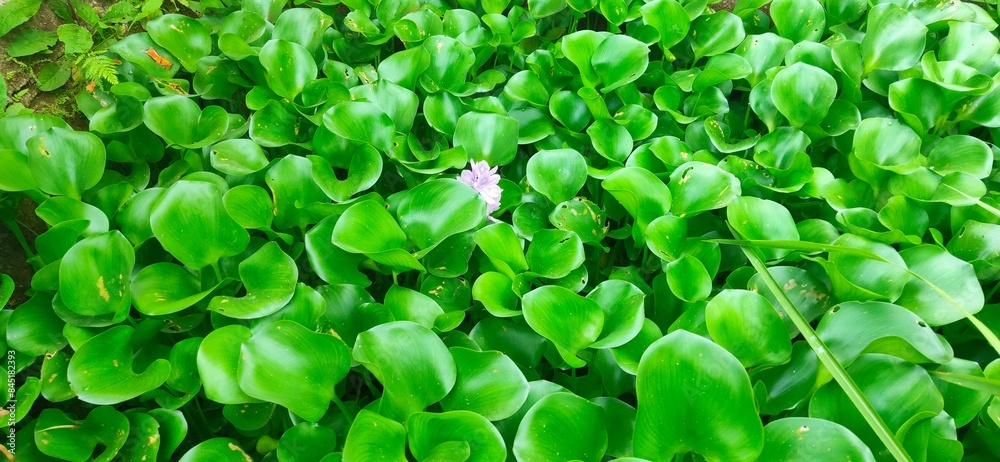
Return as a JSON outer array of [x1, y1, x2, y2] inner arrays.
[[0, 0, 999, 459]]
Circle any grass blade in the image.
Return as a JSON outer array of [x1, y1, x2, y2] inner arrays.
[[710, 238, 1000, 356], [726, 225, 913, 462], [930, 371, 1000, 397]]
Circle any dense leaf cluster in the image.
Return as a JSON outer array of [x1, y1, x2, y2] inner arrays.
[[1, 0, 1000, 460]]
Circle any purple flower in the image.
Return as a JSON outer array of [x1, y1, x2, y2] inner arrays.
[[458, 160, 502, 214]]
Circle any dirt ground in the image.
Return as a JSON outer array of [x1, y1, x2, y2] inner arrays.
[[1, 199, 45, 308]]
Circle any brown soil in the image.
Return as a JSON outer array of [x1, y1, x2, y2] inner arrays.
[[0, 0, 114, 130], [1, 198, 45, 309]]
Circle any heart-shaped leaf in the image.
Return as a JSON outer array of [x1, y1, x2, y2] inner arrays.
[[150, 180, 249, 270], [238, 320, 351, 421], [634, 330, 764, 461]]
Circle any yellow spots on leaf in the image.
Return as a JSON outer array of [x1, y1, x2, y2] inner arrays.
[[97, 276, 111, 302], [113, 359, 120, 367]]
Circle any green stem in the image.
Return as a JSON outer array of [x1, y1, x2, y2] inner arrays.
[[331, 394, 355, 424], [726, 226, 913, 462], [1, 217, 41, 271]]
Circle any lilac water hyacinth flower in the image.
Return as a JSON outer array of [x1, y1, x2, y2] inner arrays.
[[458, 160, 502, 214]]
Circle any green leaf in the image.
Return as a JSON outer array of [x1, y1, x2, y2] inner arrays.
[[587, 119, 633, 162], [178, 439, 254, 462], [523, 285, 603, 367], [147, 14, 212, 72], [810, 354, 940, 460], [587, 280, 645, 349], [668, 161, 741, 217], [237, 320, 351, 421], [453, 112, 520, 166], [641, 0, 690, 52], [27, 127, 105, 199], [592, 35, 649, 92], [331, 199, 423, 272], [58, 231, 133, 321], [57, 24, 93, 55], [690, 12, 745, 61], [7, 29, 57, 57], [513, 393, 608, 462], [353, 321, 457, 420], [601, 167, 671, 245], [210, 139, 269, 176], [852, 118, 921, 172], [706, 289, 792, 367], [35, 407, 130, 462], [816, 301, 953, 365], [760, 418, 875, 461], [0, 0, 42, 36], [399, 179, 486, 253], [526, 229, 585, 279], [150, 180, 249, 270], [862, 4, 928, 73], [343, 410, 407, 461], [771, 63, 837, 127], [408, 411, 507, 462], [727, 196, 800, 260], [526, 149, 588, 205], [68, 325, 170, 405], [421, 35, 475, 92], [770, 0, 825, 42], [926, 135, 993, 178], [634, 330, 764, 461], [197, 325, 259, 404], [277, 422, 336, 461], [473, 222, 528, 278], [826, 234, 910, 301], [259, 39, 317, 99], [143, 96, 229, 148], [208, 242, 298, 319], [895, 245, 984, 326], [440, 348, 529, 420], [322, 101, 395, 152]]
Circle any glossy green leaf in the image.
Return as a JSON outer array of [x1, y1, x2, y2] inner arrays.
[[353, 321, 457, 420], [668, 161, 741, 217], [27, 127, 105, 198], [810, 354, 942, 460], [150, 180, 249, 269], [208, 242, 298, 319], [770, 0, 825, 42], [526, 149, 588, 205], [238, 320, 351, 421], [522, 285, 603, 367], [706, 289, 792, 367], [634, 330, 764, 461], [525, 229, 585, 279], [67, 325, 171, 405], [816, 301, 953, 365], [399, 179, 486, 253], [771, 63, 837, 127], [453, 112, 519, 166], [896, 245, 984, 326], [343, 410, 407, 462], [513, 392, 608, 462], [862, 4, 928, 73], [57, 231, 133, 322], [259, 39, 318, 99], [760, 418, 875, 461], [409, 411, 506, 462], [147, 14, 212, 71]]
